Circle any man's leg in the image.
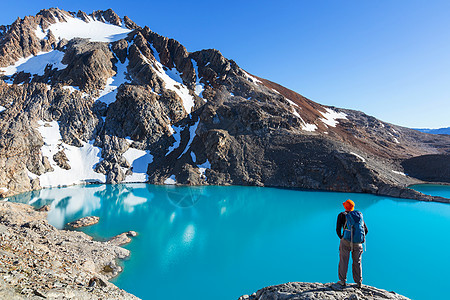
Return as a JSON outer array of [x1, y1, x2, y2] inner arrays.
[[338, 239, 350, 283], [352, 243, 364, 285]]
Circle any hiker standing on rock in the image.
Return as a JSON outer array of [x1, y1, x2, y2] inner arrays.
[[336, 199, 368, 288]]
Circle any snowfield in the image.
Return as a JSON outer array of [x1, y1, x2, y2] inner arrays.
[[0, 50, 67, 76], [320, 107, 347, 127], [35, 15, 132, 43], [35, 121, 106, 187], [122, 139, 154, 183]]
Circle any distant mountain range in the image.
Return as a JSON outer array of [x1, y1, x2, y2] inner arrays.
[[414, 127, 450, 135], [0, 8, 449, 202]]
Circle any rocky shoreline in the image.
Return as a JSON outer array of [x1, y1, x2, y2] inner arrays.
[[240, 282, 410, 300], [0, 201, 139, 299]]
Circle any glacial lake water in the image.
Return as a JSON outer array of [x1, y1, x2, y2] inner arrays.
[[8, 184, 450, 300]]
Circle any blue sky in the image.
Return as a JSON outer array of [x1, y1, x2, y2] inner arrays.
[[2, 0, 449, 128]]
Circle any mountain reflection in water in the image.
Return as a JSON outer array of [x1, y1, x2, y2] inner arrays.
[[8, 184, 450, 300]]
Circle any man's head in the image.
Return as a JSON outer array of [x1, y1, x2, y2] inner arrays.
[[343, 199, 355, 211]]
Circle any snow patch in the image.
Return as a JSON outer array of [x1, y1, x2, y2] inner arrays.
[[42, 15, 132, 43], [36, 121, 106, 187], [178, 119, 200, 158], [197, 160, 211, 181], [144, 44, 196, 113], [122, 145, 153, 183], [95, 56, 129, 105], [191, 59, 205, 99], [286, 99, 299, 108], [319, 108, 347, 127], [392, 170, 406, 176], [166, 125, 183, 156], [0, 50, 67, 76], [34, 26, 48, 39], [27, 170, 38, 180], [0, 187, 8, 193], [301, 123, 318, 132], [350, 152, 366, 163], [0, 106, 5, 113], [164, 175, 177, 185], [62, 85, 88, 97], [243, 70, 262, 84]]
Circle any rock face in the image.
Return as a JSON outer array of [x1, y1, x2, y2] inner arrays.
[[66, 216, 100, 228], [0, 8, 449, 202], [108, 230, 137, 246], [0, 201, 138, 299], [239, 282, 410, 300]]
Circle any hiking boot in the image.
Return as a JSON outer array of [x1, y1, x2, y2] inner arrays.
[[356, 282, 362, 288], [337, 280, 346, 287]]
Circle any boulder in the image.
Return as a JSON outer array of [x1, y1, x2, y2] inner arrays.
[[66, 216, 100, 228], [239, 282, 410, 300]]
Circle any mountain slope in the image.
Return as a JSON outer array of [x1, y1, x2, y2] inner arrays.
[[414, 127, 450, 135], [0, 8, 449, 201]]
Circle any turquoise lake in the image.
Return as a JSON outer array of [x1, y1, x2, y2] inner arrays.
[[8, 184, 450, 300]]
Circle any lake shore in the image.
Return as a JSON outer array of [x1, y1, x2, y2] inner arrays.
[[0, 201, 139, 299]]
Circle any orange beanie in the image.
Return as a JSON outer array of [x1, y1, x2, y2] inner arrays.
[[343, 199, 355, 211]]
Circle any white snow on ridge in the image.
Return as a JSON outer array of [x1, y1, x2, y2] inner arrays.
[[36, 121, 106, 187], [392, 170, 406, 176], [166, 125, 183, 156], [122, 145, 153, 183], [37, 15, 132, 43], [0, 106, 5, 113], [319, 107, 347, 127], [0, 50, 67, 76], [164, 175, 177, 185], [301, 123, 318, 132], [197, 160, 211, 181], [95, 44, 130, 105], [286, 99, 300, 108], [243, 70, 262, 84], [350, 152, 366, 163], [144, 44, 196, 114], [178, 119, 200, 158], [191, 59, 205, 98]]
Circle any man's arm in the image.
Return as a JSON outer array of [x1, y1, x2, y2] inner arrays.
[[364, 222, 368, 235], [336, 213, 345, 238]]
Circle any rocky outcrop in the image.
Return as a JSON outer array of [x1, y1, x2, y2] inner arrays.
[[0, 8, 449, 202], [66, 216, 100, 228], [108, 230, 137, 246], [240, 282, 410, 300], [0, 201, 138, 299]]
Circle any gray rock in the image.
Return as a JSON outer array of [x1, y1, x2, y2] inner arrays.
[[239, 282, 410, 300], [0, 201, 139, 299], [66, 216, 99, 228]]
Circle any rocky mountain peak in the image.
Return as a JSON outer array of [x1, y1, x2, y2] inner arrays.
[[0, 8, 448, 202]]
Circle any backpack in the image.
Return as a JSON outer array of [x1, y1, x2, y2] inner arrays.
[[343, 210, 365, 243]]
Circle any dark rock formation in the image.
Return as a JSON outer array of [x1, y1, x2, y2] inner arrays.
[[0, 8, 449, 202], [401, 154, 450, 183], [239, 282, 410, 300]]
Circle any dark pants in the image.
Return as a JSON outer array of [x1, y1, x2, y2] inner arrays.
[[338, 238, 363, 284]]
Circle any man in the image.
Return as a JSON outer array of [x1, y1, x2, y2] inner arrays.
[[336, 199, 368, 288]]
